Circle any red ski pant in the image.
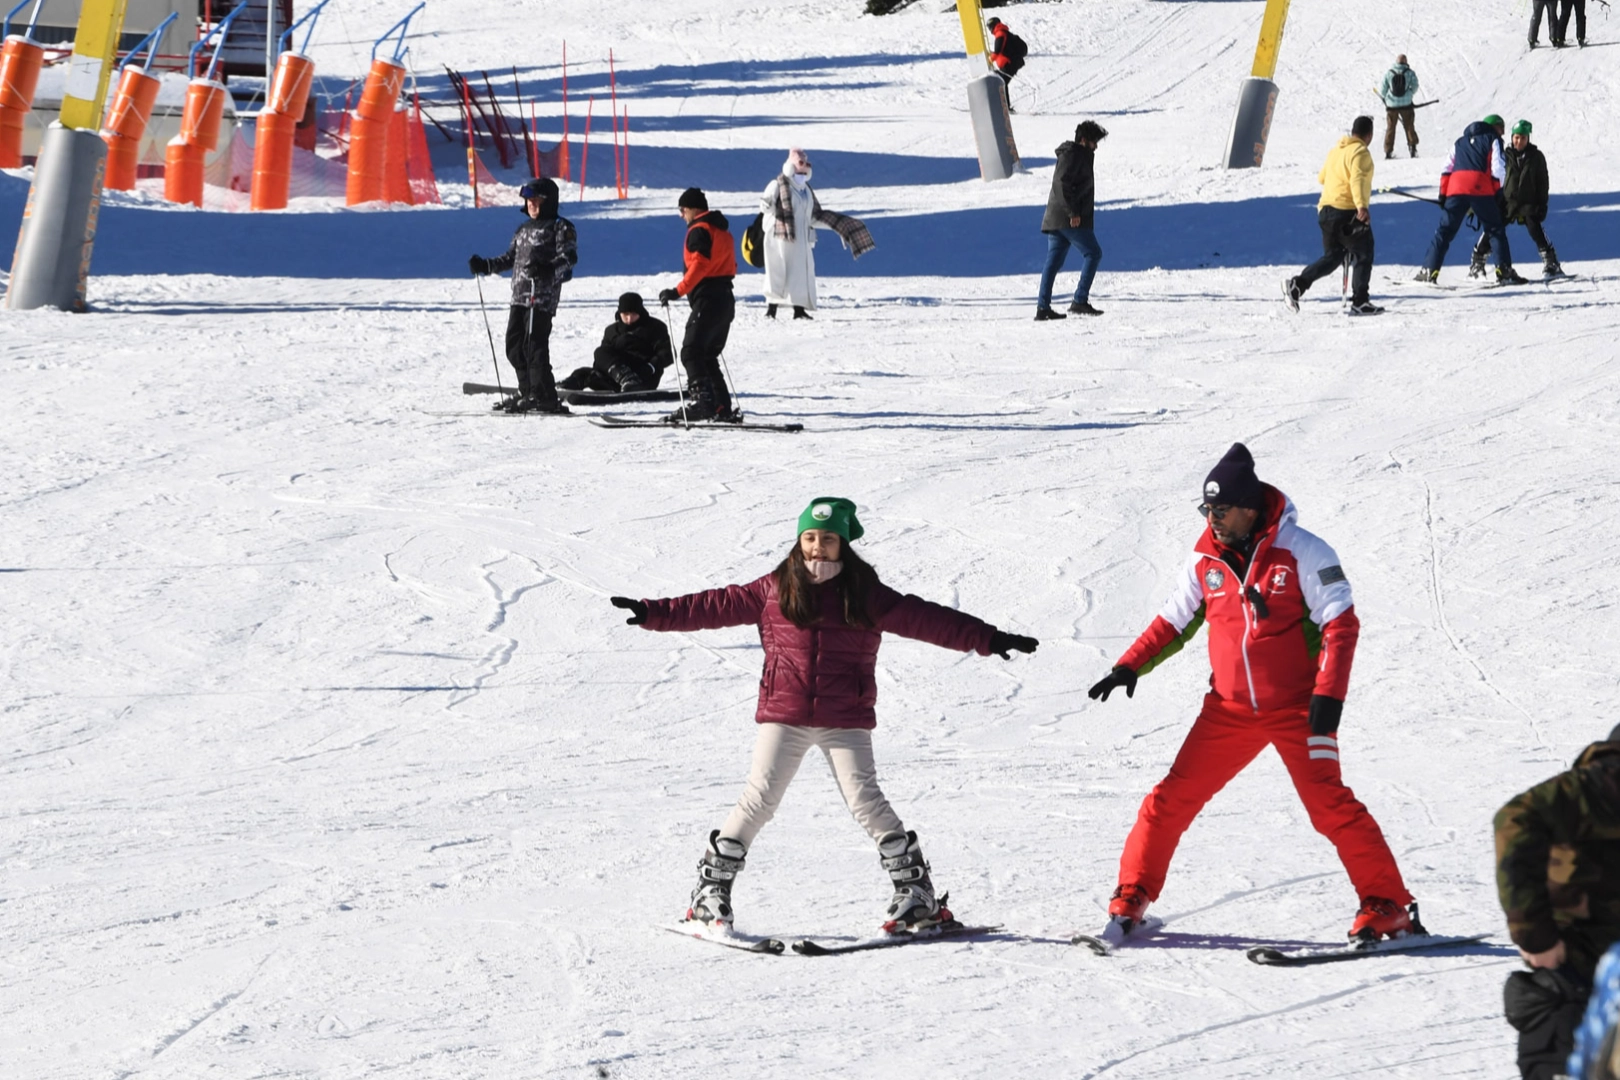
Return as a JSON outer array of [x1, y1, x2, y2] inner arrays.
[[1117, 694, 1411, 905]]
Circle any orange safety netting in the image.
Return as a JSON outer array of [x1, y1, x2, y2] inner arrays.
[[467, 146, 521, 208], [405, 98, 440, 205]]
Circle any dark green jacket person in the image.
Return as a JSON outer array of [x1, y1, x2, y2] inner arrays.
[[1495, 733, 1620, 981]]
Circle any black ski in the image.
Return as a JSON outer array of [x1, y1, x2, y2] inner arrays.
[[660, 923, 785, 955], [790, 922, 1003, 956], [417, 409, 579, 418], [1391, 274, 1580, 292], [589, 413, 804, 434], [1071, 915, 1164, 956], [461, 381, 681, 405], [1246, 932, 1489, 967]]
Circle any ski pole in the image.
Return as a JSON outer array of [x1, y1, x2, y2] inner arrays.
[[1376, 186, 1443, 207], [663, 298, 689, 428], [475, 275, 505, 398], [717, 348, 741, 419], [1412, 99, 1440, 109]]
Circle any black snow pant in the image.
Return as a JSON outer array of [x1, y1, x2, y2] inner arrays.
[[680, 286, 734, 412], [1421, 194, 1513, 273], [559, 346, 660, 393], [1295, 207, 1374, 305], [504, 305, 558, 406], [1505, 967, 1588, 1080], [1530, 0, 1559, 43], [1474, 204, 1553, 266], [1558, 0, 1587, 43]]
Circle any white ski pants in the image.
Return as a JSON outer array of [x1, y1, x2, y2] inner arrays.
[[719, 723, 904, 848]]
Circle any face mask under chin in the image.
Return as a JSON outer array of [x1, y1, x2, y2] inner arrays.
[[806, 559, 843, 584]]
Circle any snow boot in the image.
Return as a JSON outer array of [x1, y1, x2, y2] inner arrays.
[[1349, 897, 1423, 942], [1541, 246, 1563, 277], [686, 830, 746, 927], [1107, 883, 1151, 931], [1497, 266, 1530, 286], [606, 363, 649, 393], [792, 306, 812, 320], [1068, 301, 1104, 316], [1034, 308, 1067, 321], [557, 367, 595, 392], [1468, 250, 1488, 279], [878, 830, 947, 932], [765, 303, 778, 319], [1282, 276, 1302, 312]]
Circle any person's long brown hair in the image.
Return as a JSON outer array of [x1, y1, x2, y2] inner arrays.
[[772, 542, 880, 629]]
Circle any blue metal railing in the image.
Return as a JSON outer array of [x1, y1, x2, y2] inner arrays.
[[371, 2, 424, 64], [118, 11, 179, 72], [279, 0, 334, 56], [188, 1, 251, 80]]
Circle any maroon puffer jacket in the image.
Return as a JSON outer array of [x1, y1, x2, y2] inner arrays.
[[639, 572, 997, 729]]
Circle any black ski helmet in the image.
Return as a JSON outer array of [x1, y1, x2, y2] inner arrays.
[[518, 177, 560, 218]]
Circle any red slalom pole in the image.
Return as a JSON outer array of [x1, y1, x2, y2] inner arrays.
[[579, 95, 593, 200]]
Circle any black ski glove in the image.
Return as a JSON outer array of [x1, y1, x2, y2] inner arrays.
[[469, 255, 490, 276], [1087, 665, 1137, 702], [610, 596, 648, 625], [1309, 694, 1343, 736], [658, 287, 680, 304], [989, 631, 1038, 660]]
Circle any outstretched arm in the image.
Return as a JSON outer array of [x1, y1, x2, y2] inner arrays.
[[636, 576, 770, 633], [872, 584, 997, 655]]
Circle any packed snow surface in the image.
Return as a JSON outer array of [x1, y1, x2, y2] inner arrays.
[[4, 1, 1619, 1077]]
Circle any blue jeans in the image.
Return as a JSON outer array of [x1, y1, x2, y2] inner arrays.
[[1421, 194, 1511, 272], [1038, 226, 1102, 309]]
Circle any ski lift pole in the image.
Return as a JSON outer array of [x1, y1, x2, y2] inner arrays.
[[117, 11, 179, 72], [372, 1, 425, 64], [2, 0, 44, 40], [189, 1, 249, 80], [280, 0, 334, 56]]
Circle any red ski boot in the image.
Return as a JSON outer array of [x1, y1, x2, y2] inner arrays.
[[1108, 884, 1151, 929], [1349, 897, 1423, 942]]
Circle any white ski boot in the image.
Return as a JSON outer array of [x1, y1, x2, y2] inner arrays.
[[878, 830, 949, 933], [686, 830, 746, 928]]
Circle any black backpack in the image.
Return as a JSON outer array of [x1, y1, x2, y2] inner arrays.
[[1390, 69, 1407, 98], [1001, 31, 1028, 63], [741, 212, 765, 268]]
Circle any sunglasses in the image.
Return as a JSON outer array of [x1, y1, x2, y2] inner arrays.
[[1196, 503, 1237, 521]]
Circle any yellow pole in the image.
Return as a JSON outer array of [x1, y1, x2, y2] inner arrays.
[[956, 0, 987, 60], [58, 0, 129, 130], [1250, 0, 1292, 80]]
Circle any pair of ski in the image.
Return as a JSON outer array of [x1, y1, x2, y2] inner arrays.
[[456, 381, 804, 433], [1391, 271, 1579, 292], [663, 919, 1003, 957], [1072, 915, 1489, 966]]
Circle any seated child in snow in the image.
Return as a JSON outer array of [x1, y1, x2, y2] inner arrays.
[[557, 292, 673, 393]]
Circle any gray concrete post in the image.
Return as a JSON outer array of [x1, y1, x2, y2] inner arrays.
[[8, 123, 108, 312], [1223, 77, 1280, 170]]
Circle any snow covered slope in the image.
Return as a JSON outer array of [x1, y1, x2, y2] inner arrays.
[[3, 1, 1619, 1078]]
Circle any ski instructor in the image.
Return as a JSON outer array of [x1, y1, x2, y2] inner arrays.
[[1086, 443, 1419, 943], [608, 497, 1037, 935], [657, 187, 738, 424]]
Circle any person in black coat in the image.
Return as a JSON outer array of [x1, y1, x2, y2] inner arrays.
[[1035, 120, 1107, 320], [1471, 120, 1561, 278], [469, 177, 578, 413], [558, 292, 674, 393]]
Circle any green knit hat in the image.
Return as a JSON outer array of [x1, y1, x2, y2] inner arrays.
[[797, 497, 864, 542], [1483, 113, 1504, 129], [1512, 118, 1532, 136]]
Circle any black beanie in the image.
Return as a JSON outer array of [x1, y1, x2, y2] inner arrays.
[[678, 187, 708, 211], [1608, 723, 1620, 744], [1202, 443, 1265, 510], [617, 291, 648, 316]]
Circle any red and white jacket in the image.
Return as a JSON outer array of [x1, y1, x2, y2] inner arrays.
[[1116, 486, 1358, 713]]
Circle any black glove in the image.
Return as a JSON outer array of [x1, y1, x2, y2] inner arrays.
[[468, 255, 489, 276], [610, 596, 648, 625], [658, 287, 680, 304], [989, 631, 1038, 660], [1309, 694, 1343, 736], [1087, 666, 1137, 702]]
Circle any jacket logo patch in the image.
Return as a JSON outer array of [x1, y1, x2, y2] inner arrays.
[[1271, 567, 1289, 591], [1318, 565, 1347, 586], [1204, 567, 1225, 590]]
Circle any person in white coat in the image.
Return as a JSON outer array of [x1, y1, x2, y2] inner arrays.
[[761, 148, 819, 319]]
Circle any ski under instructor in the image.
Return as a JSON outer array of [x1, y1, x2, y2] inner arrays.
[[657, 188, 738, 423], [468, 177, 577, 413], [1086, 443, 1420, 942], [608, 497, 1038, 934]]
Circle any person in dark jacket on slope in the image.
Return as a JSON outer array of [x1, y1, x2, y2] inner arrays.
[[557, 292, 673, 393], [609, 498, 1038, 934], [468, 177, 578, 413], [657, 188, 739, 423], [1495, 724, 1620, 1079], [986, 18, 1028, 93], [1035, 120, 1108, 320], [1471, 120, 1562, 279], [1415, 115, 1527, 285]]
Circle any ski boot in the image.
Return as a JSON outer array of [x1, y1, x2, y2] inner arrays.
[[878, 830, 949, 933], [686, 830, 746, 928], [1497, 265, 1530, 286], [1541, 246, 1563, 278], [1349, 897, 1425, 942], [1413, 267, 1439, 284], [1468, 251, 1488, 279], [665, 383, 720, 424], [1282, 276, 1302, 312], [1107, 883, 1152, 933], [606, 364, 649, 393]]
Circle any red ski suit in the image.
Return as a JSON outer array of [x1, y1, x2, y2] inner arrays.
[[1111, 486, 1410, 905]]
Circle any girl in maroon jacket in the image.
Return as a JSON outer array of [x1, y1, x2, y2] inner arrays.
[[610, 497, 1037, 934]]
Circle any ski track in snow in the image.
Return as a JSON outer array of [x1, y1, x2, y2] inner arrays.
[[3, 0, 1619, 1076]]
